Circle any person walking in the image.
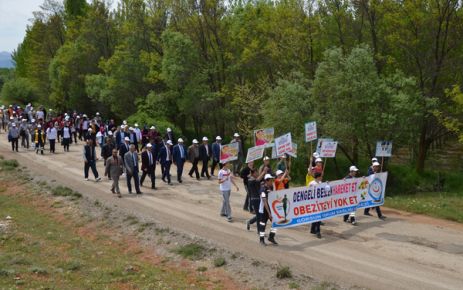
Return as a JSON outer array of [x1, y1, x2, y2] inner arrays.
[[105, 148, 123, 198], [19, 119, 30, 149], [159, 140, 173, 185], [218, 161, 239, 222], [188, 139, 200, 180], [364, 162, 386, 220], [8, 123, 20, 152], [34, 124, 46, 154], [173, 138, 187, 183], [124, 144, 142, 194], [230, 133, 244, 176], [47, 123, 58, 154], [199, 137, 211, 179], [246, 168, 266, 231], [211, 136, 222, 176], [240, 161, 255, 212], [140, 143, 156, 189], [343, 165, 359, 225], [309, 172, 323, 238], [258, 174, 278, 245], [61, 122, 71, 152], [83, 139, 101, 182]]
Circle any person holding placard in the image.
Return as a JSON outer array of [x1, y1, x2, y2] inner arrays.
[[343, 166, 359, 225], [211, 136, 222, 176], [274, 169, 290, 191], [259, 156, 273, 176], [364, 162, 386, 220]]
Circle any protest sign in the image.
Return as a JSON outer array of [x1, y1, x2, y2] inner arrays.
[[287, 142, 298, 158], [305, 122, 317, 142], [220, 142, 239, 163], [316, 138, 333, 154], [375, 141, 393, 157], [275, 133, 293, 156], [254, 128, 275, 148], [319, 141, 338, 158], [268, 172, 388, 228], [245, 146, 265, 163]]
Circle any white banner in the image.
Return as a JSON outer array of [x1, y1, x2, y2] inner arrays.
[[268, 172, 388, 228]]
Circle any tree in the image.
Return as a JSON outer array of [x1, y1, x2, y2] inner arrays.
[[435, 85, 463, 143], [1, 78, 39, 104]]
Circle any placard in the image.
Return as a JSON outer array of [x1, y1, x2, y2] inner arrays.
[[245, 146, 265, 163], [316, 138, 333, 154], [305, 122, 317, 142], [220, 142, 239, 163], [274, 133, 293, 157], [375, 141, 392, 157], [319, 141, 338, 158], [254, 128, 274, 148]]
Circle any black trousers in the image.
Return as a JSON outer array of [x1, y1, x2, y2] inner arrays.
[[243, 184, 251, 211], [84, 160, 99, 179], [162, 161, 172, 183], [311, 221, 321, 234], [211, 158, 222, 175], [364, 206, 383, 217], [21, 134, 29, 148], [140, 166, 155, 188], [11, 138, 18, 151], [49, 139, 56, 153], [201, 159, 210, 178], [189, 158, 200, 178], [176, 160, 185, 181], [248, 198, 261, 231]]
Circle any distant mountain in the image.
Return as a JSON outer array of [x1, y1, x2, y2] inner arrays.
[[0, 52, 14, 68]]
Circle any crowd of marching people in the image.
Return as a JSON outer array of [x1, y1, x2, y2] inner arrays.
[[2, 103, 386, 246]]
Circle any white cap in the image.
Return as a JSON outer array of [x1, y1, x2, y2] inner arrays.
[[192, 139, 199, 144], [372, 157, 378, 162], [96, 112, 100, 115], [315, 158, 323, 163], [275, 170, 284, 176], [49, 108, 52, 111], [129, 127, 134, 131], [166, 140, 173, 145], [146, 143, 152, 148], [123, 120, 127, 125], [120, 125, 126, 129], [178, 138, 184, 143], [264, 174, 274, 180], [83, 114, 87, 118], [31, 119, 35, 123], [150, 126, 155, 130], [216, 136, 222, 140], [12, 123, 16, 127], [233, 133, 240, 137], [349, 166, 359, 172], [9, 116, 13, 120], [108, 131, 113, 136], [202, 137, 208, 141], [76, 116, 80, 118], [313, 152, 320, 158], [134, 123, 138, 127], [22, 118, 27, 121], [37, 124, 42, 128], [372, 162, 381, 167], [64, 113, 68, 116], [263, 156, 270, 161], [124, 137, 130, 141], [167, 128, 172, 132], [88, 128, 93, 132]]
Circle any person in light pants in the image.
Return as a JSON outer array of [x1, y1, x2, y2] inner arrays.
[[218, 162, 239, 222], [343, 166, 359, 225]]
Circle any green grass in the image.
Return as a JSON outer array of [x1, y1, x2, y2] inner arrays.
[[0, 159, 19, 171], [51, 186, 82, 200], [173, 243, 206, 260], [0, 193, 214, 288], [276, 265, 292, 279], [385, 192, 463, 222], [213, 257, 226, 267]]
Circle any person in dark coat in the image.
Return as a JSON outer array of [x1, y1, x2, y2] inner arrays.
[[159, 140, 173, 185], [199, 137, 212, 179], [83, 139, 101, 182], [140, 143, 156, 189], [211, 136, 222, 176], [173, 138, 188, 183]]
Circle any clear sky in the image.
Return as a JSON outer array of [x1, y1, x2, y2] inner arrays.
[[0, 0, 45, 52]]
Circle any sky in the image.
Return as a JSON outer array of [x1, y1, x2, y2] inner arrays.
[[0, 0, 44, 52], [0, 0, 119, 53]]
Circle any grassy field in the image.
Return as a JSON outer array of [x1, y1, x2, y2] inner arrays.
[[0, 183, 219, 289]]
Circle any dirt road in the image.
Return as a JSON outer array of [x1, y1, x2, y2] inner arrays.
[[2, 139, 463, 290]]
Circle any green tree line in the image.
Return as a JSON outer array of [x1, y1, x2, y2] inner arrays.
[[2, 0, 463, 173]]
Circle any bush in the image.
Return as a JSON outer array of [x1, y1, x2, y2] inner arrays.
[[173, 243, 205, 260], [0, 159, 19, 171], [276, 265, 292, 279], [213, 257, 226, 267]]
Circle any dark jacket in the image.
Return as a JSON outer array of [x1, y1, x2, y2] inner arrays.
[[83, 145, 96, 162], [212, 142, 221, 161], [158, 145, 173, 164], [199, 143, 212, 161], [119, 142, 130, 158], [141, 150, 156, 171], [173, 144, 187, 164]]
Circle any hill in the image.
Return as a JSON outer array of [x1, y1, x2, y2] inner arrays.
[[0, 52, 13, 68]]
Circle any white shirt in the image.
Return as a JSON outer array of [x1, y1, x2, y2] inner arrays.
[[47, 127, 57, 140], [218, 168, 232, 191], [63, 127, 71, 138]]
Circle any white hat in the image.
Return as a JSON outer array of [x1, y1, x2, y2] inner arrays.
[[216, 136, 222, 140], [12, 123, 16, 127], [150, 126, 155, 130], [146, 143, 152, 148], [202, 137, 208, 141], [313, 152, 320, 158], [49, 108, 52, 111], [96, 112, 100, 115], [233, 133, 240, 137], [37, 124, 42, 128], [134, 123, 138, 127], [372, 157, 378, 162], [9, 116, 13, 120], [372, 162, 381, 167], [178, 138, 184, 143], [264, 174, 274, 180], [22, 118, 27, 121], [64, 113, 68, 116], [129, 127, 134, 131], [192, 139, 199, 144], [123, 120, 127, 125], [76, 116, 80, 118], [124, 137, 130, 141], [108, 131, 113, 136], [315, 158, 323, 163], [166, 140, 173, 145], [349, 166, 359, 172], [31, 119, 36, 123], [83, 114, 87, 118], [167, 128, 172, 132], [88, 128, 93, 132], [275, 170, 284, 176], [263, 156, 270, 161]]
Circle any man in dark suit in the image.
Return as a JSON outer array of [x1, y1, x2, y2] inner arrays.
[[119, 137, 131, 173], [128, 127, 139, 152], [164, 128, 175, 145], [140, 143, 156, 189], [173, 138, 187, 183], [115, 125, 127, 149], [124, 144, 142, 194], [211, 136, 222, 176], [83, 139, 101, 182], [199, 136, 211, 179], [159, 140, 173, 185]]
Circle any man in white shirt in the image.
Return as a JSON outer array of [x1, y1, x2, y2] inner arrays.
[[218, 162, 239, 222]]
